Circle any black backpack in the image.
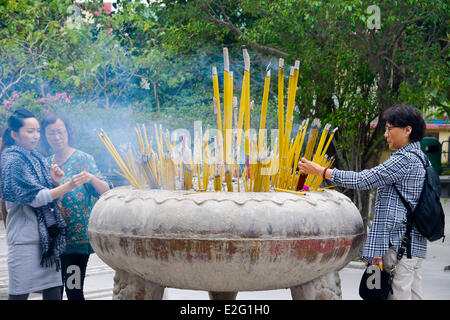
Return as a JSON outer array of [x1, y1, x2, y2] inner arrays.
[[393, 150, 445, 257]]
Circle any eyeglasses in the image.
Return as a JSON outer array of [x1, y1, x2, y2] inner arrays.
[[46, 129, 67, 138], [385, 125, 402, 133]]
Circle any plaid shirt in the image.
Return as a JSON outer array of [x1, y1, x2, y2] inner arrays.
[[331, 141, 428, 263]]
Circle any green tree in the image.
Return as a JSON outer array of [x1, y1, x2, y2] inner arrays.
[[0, 0, 76, 101], [157, 0, 449, 226]]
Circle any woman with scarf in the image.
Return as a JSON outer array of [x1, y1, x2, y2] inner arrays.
[[40, 112, 110, 300], [0, 109, 89, 300]]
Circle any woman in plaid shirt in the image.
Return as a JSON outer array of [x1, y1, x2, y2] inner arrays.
[[299, 104, 428, 300]]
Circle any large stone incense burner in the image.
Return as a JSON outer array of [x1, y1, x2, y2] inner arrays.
[[88, 186, 364, 300]]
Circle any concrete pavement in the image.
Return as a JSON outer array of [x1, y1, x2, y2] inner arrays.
[[1, 200, 449, 300]]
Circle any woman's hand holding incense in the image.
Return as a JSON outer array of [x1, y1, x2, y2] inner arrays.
[[298, 157, 324, 176]]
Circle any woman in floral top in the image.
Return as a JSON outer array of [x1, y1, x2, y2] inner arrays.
[[40, 112, 110, 300]]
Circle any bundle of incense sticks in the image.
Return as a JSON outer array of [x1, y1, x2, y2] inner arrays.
[[214, 170, 222, 191], [98, 121, 336, 193], [98, 49, 339, 193], [295, 118, 320, 191], [97, 129, 143, 189]]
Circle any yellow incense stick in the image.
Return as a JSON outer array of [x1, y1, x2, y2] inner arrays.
[[295, 119, 320, 190], [224, 71, 234, 164], [278, 66, 294, 188], [318, 185, 336, 191], [98, 130, 140, 188], [184, 165, 193, 190], [214, 172, 221, 191], [283, 62, 300, 155], [319, 127, 338, 161], [236, 73, 247, 157], [274, 188, 305, 196], [257, 70, 271, 153], [225, 168, 233, 192], [290, 120, 309, 187], [243, 49, 251, 158], [223, 48, 230, 162], [212, 66, 223, 137], [203, 126, 211, 190], [277, 58, 285, 180], [305, 123, 330, 188], [312, 124, 330, 163], [310, 156, 332, 191]]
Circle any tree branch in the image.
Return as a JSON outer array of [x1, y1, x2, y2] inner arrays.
[[198, 1, 289, 57]]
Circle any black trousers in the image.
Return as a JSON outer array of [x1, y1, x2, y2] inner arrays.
[[60, 253, 90, 300], [8, 286, 62, 300]]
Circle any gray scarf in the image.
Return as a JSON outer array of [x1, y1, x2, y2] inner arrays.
[[1, 145, 66, 271]]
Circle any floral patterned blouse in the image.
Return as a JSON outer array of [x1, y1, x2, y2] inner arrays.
[[48, 149, 108, 255]]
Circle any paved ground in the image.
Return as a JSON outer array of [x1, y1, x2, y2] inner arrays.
[[1, 200, 449, 300]]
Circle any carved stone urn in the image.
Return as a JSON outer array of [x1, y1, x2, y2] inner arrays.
[[88, 187, 364, 300]]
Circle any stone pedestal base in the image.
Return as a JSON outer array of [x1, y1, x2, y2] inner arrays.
[[112, 270, 342, 300], [290, 271, 342, 300], [208, 291, 238, 300], [113, 270, 165, 300]]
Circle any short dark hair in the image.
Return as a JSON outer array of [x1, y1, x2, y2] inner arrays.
[[40, 112, 75, 152], [1, 109, 36, 153], [381, 104, 426, 142]]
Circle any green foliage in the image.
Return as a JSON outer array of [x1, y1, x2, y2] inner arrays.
[[0, 0, 448, 184], [158, 0, 448, 167]]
